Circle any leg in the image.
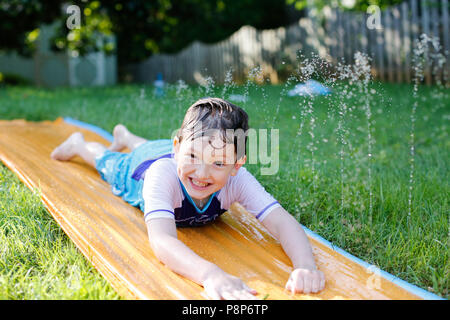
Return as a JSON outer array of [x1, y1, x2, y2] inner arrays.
[[108, 124, 148, 152], [51, 132, 107, 168]]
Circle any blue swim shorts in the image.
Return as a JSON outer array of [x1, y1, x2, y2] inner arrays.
[[95, 139, 173, 212]]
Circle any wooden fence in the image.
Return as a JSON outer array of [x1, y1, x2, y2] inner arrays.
[[127, 0, 449, 85]]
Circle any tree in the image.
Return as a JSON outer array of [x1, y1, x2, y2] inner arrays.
[[0, 0, 64, 56], [66, 0, 290, 64], [1, 0, 291, 64]]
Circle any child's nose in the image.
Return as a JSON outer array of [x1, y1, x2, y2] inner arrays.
[[196, 164, 210, 179]]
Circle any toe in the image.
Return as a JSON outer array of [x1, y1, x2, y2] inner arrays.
[[109, 124, 128, 151]]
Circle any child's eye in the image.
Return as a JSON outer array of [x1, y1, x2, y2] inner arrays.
[[214, 161, 224, 167], [188, 153, 199, 164]]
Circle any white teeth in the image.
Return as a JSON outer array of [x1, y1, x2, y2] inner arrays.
[[191, 178, 208, 187]]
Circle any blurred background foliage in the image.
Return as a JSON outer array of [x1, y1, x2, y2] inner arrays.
[[0, 0, 62, 56], [0, 0, 408, 66]]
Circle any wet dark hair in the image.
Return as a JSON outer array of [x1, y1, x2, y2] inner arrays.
[[176, 97, 249, 160]]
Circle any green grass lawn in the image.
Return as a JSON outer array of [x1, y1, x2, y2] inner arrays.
[[0, 81, 448, 299]]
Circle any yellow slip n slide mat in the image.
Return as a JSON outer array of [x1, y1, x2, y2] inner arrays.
[[0, 118, 441, 300]]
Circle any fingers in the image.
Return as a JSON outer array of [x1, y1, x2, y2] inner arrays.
[[311, 274, 320, 293], [286, 271, 303, 294], [230, 289, 258, 300], [238, 289, 259, 300], [286, 269, 326, 295], [221, 291, 237, 300], [222, 286, 258, 300], [203, 286, 222, 300], [309, 271, 326, 293], [217, 289, 258, 300], [303, 275, 312, 294], [243, 284, 258, 296], [204, 283, 258, 300], [319, 271, 326, 291]]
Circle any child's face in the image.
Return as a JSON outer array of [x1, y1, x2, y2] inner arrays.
[[173, 132, 245, 200]]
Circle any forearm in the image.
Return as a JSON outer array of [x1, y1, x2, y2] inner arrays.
[[264, 208, 317, 270], [151, 234, 220, 286], [278, 219, 317, 270]]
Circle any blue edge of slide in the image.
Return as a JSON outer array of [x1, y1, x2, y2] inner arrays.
[[64, 116, 444, 300]]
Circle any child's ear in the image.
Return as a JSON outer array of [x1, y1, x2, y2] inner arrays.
[[173, 137, 180, 159], [230, 155, 246, 176]]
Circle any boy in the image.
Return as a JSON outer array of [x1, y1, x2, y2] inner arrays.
[[51, 98, 325, 300]]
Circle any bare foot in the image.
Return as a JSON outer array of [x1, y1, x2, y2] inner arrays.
[[108, 124, 130, 152], [51, 132, 84, 161]]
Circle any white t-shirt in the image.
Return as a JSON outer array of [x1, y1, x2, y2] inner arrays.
[[142, 157, 280, 226]]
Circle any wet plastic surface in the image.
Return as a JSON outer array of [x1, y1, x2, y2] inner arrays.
[[0, 118, 422, 300]]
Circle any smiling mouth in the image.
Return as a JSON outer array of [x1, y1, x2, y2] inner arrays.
[[189, 177, 211, 189]]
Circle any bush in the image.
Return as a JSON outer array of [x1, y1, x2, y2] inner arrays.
[[0, 72, 32, 86]]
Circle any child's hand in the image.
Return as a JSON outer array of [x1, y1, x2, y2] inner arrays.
[[202, 267, 258, 300], [285, 268, 325, 294]]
